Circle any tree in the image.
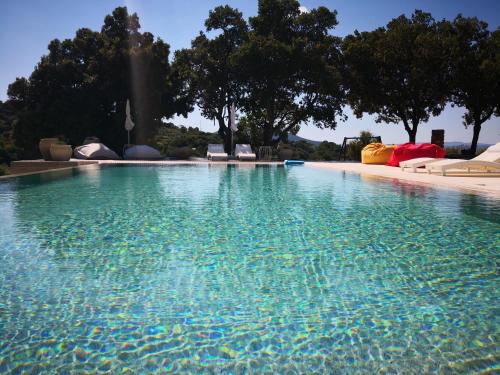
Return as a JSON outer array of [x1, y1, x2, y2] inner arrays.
[[0, 100, 14, 139], [233, 0, 346, 146], [343, 11, 450, 143], [154, 123, 223, 158], [446, 16, 500, 154], [310, 141, 339, 160], [173, 6, 248, 153], [346, 130, 375, 161], [6, 7, 191, 158], [495, 30, 500, 118], [0, 100, 18, 165]]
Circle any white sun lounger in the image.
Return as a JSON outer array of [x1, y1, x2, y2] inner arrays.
[[207, 144, 228, 161], [426, 143, 500, 176], [235, 144, 256, 161], [400, 158, 445, 172]]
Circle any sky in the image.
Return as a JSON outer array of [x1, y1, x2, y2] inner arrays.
[[0, 0, 499, 145]]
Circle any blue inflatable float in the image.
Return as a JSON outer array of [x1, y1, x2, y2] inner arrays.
[[284, 160, 305, 165]]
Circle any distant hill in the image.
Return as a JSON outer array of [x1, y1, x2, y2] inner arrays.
[[444, 142, 492, 148], [286, 136, 493, 149], [287, 134, 321, 145]]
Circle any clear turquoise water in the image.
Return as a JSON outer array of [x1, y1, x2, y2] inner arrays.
[[0, 165, 498, 373]]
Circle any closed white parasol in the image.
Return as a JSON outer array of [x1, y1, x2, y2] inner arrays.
[[230, 103, 237, 155], [230, 103, 237, 132], [125, 99, 135, 144]]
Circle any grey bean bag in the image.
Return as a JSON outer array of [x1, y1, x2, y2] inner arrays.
[[73, 143, 120, 160], [124, 145, 162, 160]]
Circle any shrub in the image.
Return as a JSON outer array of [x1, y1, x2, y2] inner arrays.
[[310, 141, 340, 161], [154, 123, 223, 158], [278, 146, 294, 160], [276, 140, 340, 161], [445, 145, 489, 159], [0, 137, 17, 165], [170, 146, 194, 159], [346, 130, 376, 161], [0, 164, 8, 176], [346, 140, 364, 161]]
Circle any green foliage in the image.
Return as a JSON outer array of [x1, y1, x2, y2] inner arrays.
[[444, 145, 489, 159], [278, 140, 340, 160], [272, 139, 340, 160], [358, 130, 375, 145], [173, 6, 248, 153], [445, 16, 500, 154], [312, 141, 341, 160], [343, 10, 451, 143], [0, 164, 7, 176], [443, 146, 465, 159], [154, 123, 222, 158], [0, 100, 10, 139], [6, 7, 191, 159], [346, 130, 375, 161], [236, 114, 342, 160], [494, 30, 500, 118], [233, 0, 346, 146], [3, 4, 499, 160], [0, 101, 18, 165], [0, 138, 17, 165], [232, 115, 261, 149]]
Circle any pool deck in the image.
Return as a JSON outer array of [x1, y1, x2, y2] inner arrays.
[[308, 162, 500, 197], [5, 159, 500, 197], [8, 159, 99, 175]]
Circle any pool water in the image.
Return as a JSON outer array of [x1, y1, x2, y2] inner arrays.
[[0, 165, 498, 373]]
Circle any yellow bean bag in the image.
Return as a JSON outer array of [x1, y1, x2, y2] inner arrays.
[[361, 143, 396, 164]]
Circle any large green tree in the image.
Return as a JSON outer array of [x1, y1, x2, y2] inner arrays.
[[7, 7, 190, 158], [173, 6, 248, 153], [233, 0, 346, 146], [446, 16, 500, 154], [343, 10, 450, 143], [495, 30, 500, 118], [0, 100, 18, 165]]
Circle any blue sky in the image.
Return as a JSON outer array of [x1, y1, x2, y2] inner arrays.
[[1, 0, 499, 144]]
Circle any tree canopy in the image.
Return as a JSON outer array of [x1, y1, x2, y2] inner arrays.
[[1, 3, 499, 161], [234, 0, 346, 146], [343, 11, 451, 143], [7, 7, 190, 158], [173, 5, 248, 153], [445, 16, 500, 154]]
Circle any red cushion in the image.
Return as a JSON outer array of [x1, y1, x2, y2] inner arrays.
[[386, 143, 446, 167]]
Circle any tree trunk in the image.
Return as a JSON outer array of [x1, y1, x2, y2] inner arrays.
[[216, 115, 232, 154], [408, 130, 416, 144], [263, 123, 274, 146], [402, 118, 417, 144], [469, 119, 482, 156]]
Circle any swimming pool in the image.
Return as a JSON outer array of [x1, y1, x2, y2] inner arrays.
[[0, 165, 498, 373]]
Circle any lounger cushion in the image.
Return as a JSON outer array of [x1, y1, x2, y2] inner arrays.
[[361, 143, 396, 164], [236, 144, 256, 160], [74, 143, 120, 160], [124, 145, 162, 160], [207, 144, 228, 160], [386, 143, 446, 167]]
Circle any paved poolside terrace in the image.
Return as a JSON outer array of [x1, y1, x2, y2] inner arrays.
[[5, 159, 500, 197]]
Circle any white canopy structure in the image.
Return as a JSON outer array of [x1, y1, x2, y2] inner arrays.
[[124, 99, 135, 144]]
